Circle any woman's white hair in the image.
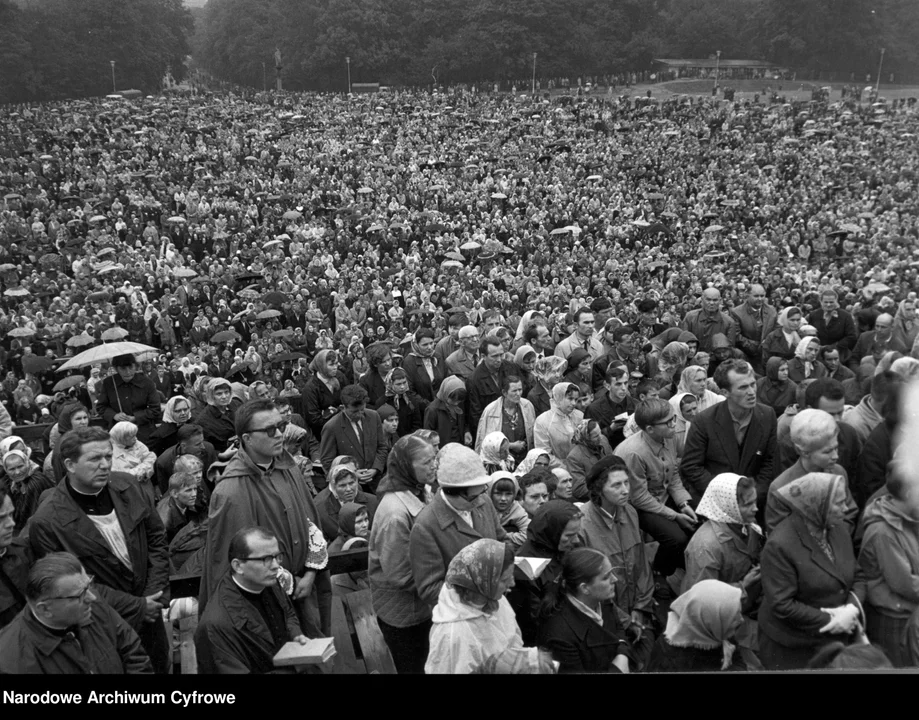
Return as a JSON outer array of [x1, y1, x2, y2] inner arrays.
[[790, 408, 837, 455]]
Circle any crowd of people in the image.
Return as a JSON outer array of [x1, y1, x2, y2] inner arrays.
[[1, 81, 918, 674]]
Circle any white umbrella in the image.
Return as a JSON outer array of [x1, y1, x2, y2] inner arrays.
[[586, 175, 602, 181], [58, 342, 160, 371], [460, 241, 481, 250], [491, 192, 507, 200], [704, 225, 724, 233]]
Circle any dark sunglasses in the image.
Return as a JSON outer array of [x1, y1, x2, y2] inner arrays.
[[246, 421, 288, 438]]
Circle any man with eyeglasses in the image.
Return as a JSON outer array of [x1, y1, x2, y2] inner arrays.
[[201, 399, 331, 638], [196, 527, 312, 674], [446, 325, 481, 380], [0, 552, 153, 674], [28, 426, 170, 672], [614, 398, 697, 598]]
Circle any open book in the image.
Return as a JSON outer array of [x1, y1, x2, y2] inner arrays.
[[273, 637, 337, 667], [514, 557, 551, 581]]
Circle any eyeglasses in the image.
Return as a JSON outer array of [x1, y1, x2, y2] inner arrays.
[[46, 576, 95, 603], [246, 421, 288, 437], [653, 416, 677, 427], [242, 553, 285, 568]]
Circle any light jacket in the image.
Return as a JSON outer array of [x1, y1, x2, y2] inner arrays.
[[475, 396, 536, 453], [859, 495, 919, 618]]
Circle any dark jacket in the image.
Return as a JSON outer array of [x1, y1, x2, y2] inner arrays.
[[527, 382, 552, 417], [0, 601, 153, 674], [538, 596, 635, 674], [680, 401, 777, 505], [855, 421, 893, 510], [759, 513, 866, 650], [195, 573, 303, 674], [194, 404, 236, 453], [154, 441, 217, 496], [466, 361, 511, 432], [303, 373, 348, 438], [423, 400, 466, 447], [400, 354, 444, 404], [761, 328, 797, 366], [314, 487, 379, 543], [318, 409, 389, 476], [807, 308, 858, 363], [730, 302, 778, 375], [96, 373, 162, 442], [28, 474, 170, 630], [375, 393, 425, 436], [0, 538, 31, 629], [359, 369, 388, 408]]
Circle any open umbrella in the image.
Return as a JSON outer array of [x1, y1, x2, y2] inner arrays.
[[167, 216, 186, 223], [367, 224, 384, 232], [7, 327, 34, 337], [263, 239, 282, 249], [586, 175, 602, 181], [282, 210, 302, 220], [491, 192, 507, 200], [53, 375, 87, 392], [22, 356, 53, 374], [865, 282, 891, 294], [704, 225, 724, 233], [0, 263, 17, 272], [101, 327, 130, 341], [445, 251, 465, 261], [238, 289, 260, 300], [840, 223, 862, 233], [460, 241, 481, 250], [234, 273, 263, 285], [272, 352, 307, 363], [271, 329, 294, 338], [441, 260, 463, 268], [357, 187, 373, 194], [550, 228, 570, 235], [211, 330, 242, 344], [65, 334, 96, 348], [89, 215, 107, 223], [262, 291, 289, 306], [646, 192, 664, 200], [173, 268, 198, 279], [257, 309, 282, 320], [445, 306, 469, 315], [58, 341, 159, 371], [3, 288, 29, 297], [631, 220, 651, 228]]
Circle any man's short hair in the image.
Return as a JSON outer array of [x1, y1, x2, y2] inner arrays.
[[612, 325, 635, 342], [804, 378, 845, 408], [635, 398, 671, 430], [605, 364, 628, 383], [59, 426, 111, 464], [713, 359, 753, 391], [447, 313, 465, 328], [636, 298, 657, 314], [523, 322, 547, 344], [176, 423, 204, 443], [112, 353, 136, 368], [168, 471, 198, 493], [479, 336, 504, 356], [26, 552, 84, 602], [340, 384, 369, 407], [573, 307, 593, 324], [228, 526, 277, 565], [235, 398, 278, 437], [820, 288, 839, 299], [482, 309, 500, 323], [518, 468, 553, 496], [275, 396, 291, 410]]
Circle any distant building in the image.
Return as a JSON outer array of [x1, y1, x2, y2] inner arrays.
[[653, 58, 788, 81]]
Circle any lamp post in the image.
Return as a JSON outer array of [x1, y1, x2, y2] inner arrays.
[[110, 60, 116, 93], [532, 52, 537, 95], [346, 56, 351, 95], [875, 47, 885, 97], [714, 50, 721, 92]]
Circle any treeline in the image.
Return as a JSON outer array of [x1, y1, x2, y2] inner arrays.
[[0, 0, 192, 104], [193, 0, 919, 91]]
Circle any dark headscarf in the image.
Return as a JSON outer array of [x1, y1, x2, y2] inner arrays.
[[517, 500, 581, 559], [376, 434, 432, 497], [57, 402, 88, 433], [566, 347, 590, 373], [757, 356, 796, 412], [338, 501, 366, 539]]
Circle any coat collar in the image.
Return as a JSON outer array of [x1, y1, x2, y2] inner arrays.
[[559, 597, 620, 648], [791, 515, 847, 585], [431, 493, 484, 539]]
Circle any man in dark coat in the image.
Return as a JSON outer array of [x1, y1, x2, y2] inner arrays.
[[680, 360, 778, 519], [808, 289, 858, 366], [196, 527, 309, 674], [680, 288, 739, 354], [28, 426, 170, 672], [730, 284, 777, 376], [0, 552, 153, 674], [154, 423, 217, 496], [466, 337, 513, 433], [585, 364, 634, 449], [318, 385, 389, 489], [96, 353, 162, 443], [0, 485, 30, 630]]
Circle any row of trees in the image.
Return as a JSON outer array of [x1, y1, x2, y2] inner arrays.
[[1, 0, 192, 105], [192, 0, 919, 91]]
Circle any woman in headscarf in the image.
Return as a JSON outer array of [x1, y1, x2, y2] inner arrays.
[[359, 342, 393, 407], [474, 375, 536, 464], [513, 310, 545, 347], [889, 298, 918, 355], [314, 456, 379, 542], [195, 377, 236, 453], [303, 349, 347, 438], [369, 435, 438, 674], [480, 431, 514, 474], [513, 344, 538, 397], [347, 341, 369, 385], [756, 357, 798, 417], [758, 472, 867, 670], [0, 443, 54, 534], [513, 448, 562, 477], [533, 382, 583, 461], [377, 368, 424, 436], [682, 471, 764, 664], [653, 341, 692, 399], [762, 306, 803, 365], [507, 500, 582, 646], [110, 421, 157, 506], [667, 391, 698, 461], [147, 394, 194, 456], [537, 547, 636, 673], [563, 348, 593, 388], [426, 538, 549, 674], [47, 401, 90, 481], [422, 374, 467, 447], [400, 328, 443, 403], [787, 336, 827, 383], [646, 580, 749, 672], [527, 355, 568, 416], [328, 501, 372, 596], [676, 365, 724, 414], [566, 420, 612, 502]]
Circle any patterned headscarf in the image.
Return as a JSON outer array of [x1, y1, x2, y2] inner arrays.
[[480, 431, 513, 471], [664, 580, 743, 670], [776, 472, 844, 533], [571, 419, 603, 455], [446, 538, 510, 614], [695, 473, 761, 536], [533, 355, 568, 387], [383, 368, 414, 410]]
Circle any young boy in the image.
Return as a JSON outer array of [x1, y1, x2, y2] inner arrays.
[[156, 471, 199, 542], [489, 472, 530, 549], [378, 404, 400, 452]]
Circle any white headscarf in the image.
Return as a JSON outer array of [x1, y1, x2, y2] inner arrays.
[[695, 472, 762, 535], [795, 336, 818, 378]]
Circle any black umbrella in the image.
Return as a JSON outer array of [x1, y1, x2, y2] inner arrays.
[[262, 291, 289, 306], [234, 273, 263, 285], [271, 352, 307, 363]]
